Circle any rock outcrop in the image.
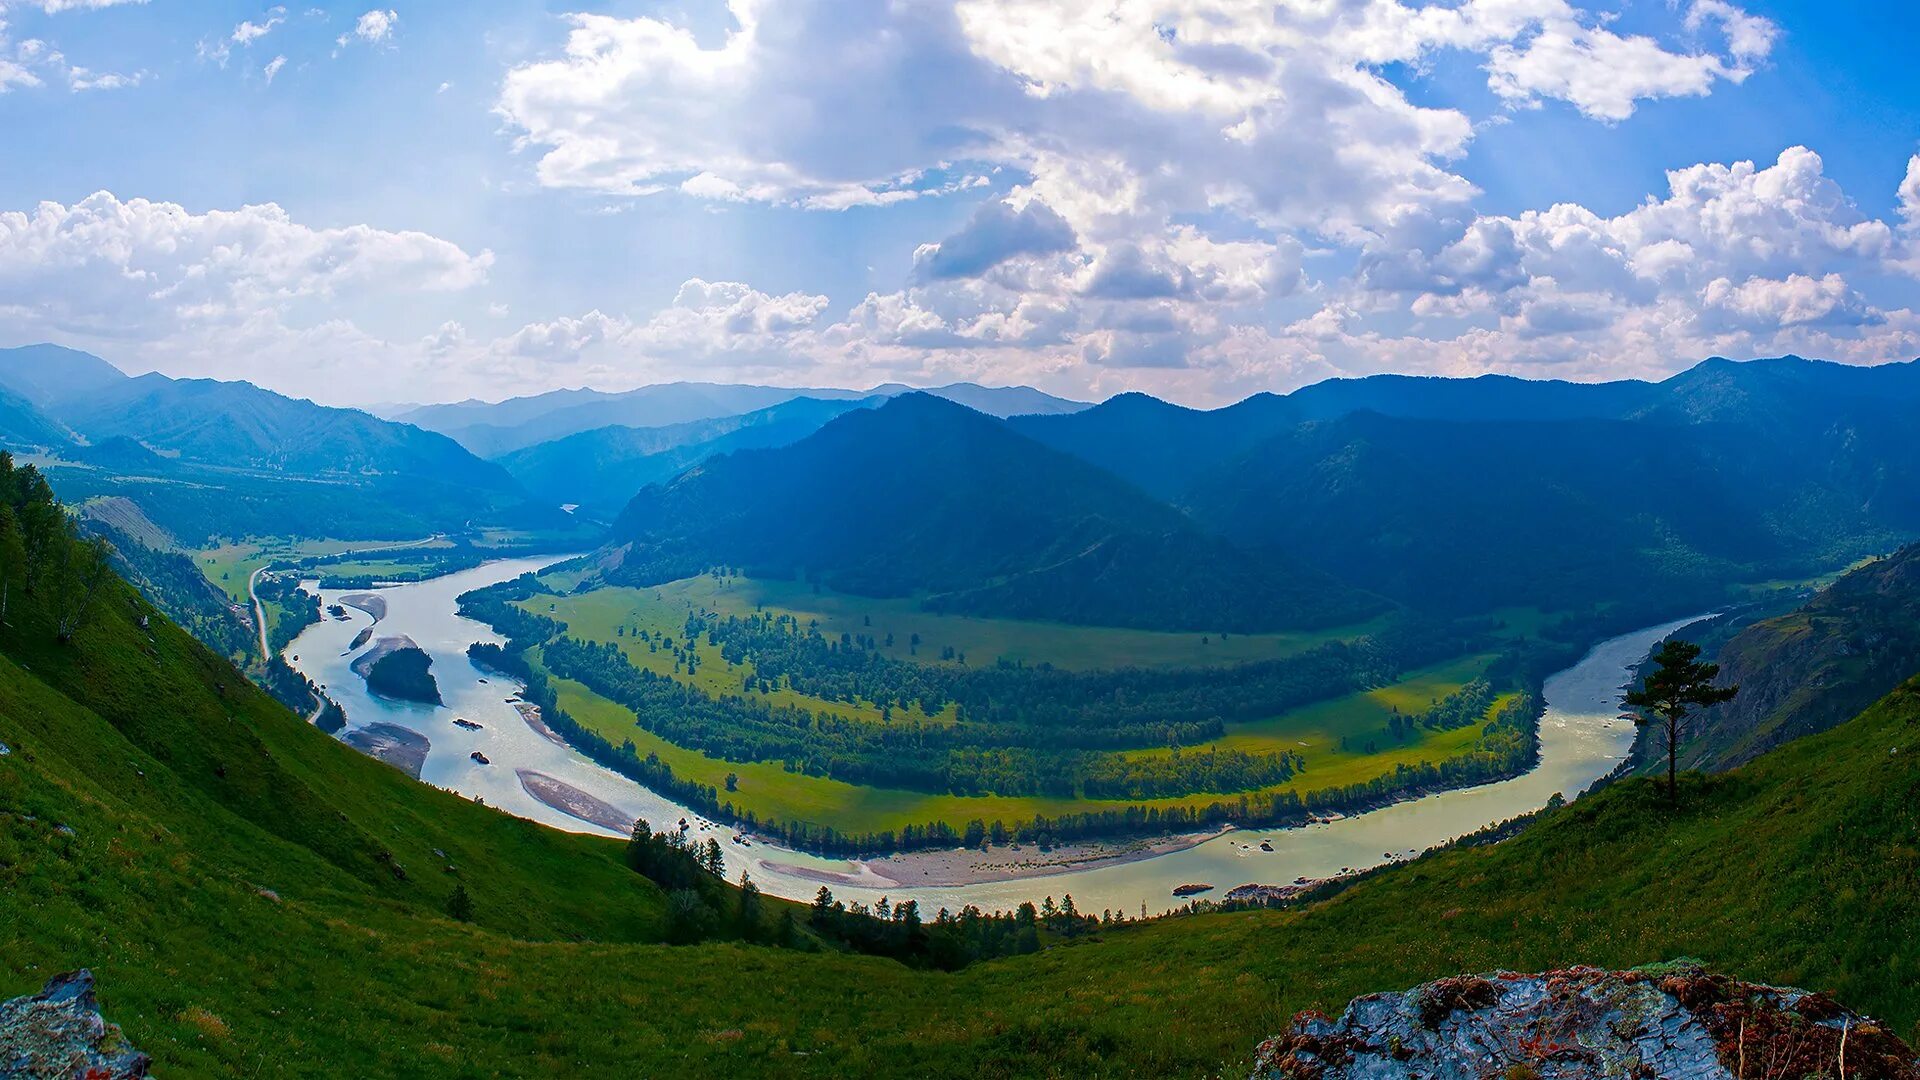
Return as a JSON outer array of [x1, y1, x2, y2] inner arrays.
[[351, 635, 442, 705], [1253, 962, 1919, 1080], [0, 970, 150, 1079]]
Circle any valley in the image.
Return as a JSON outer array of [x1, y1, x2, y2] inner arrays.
[[283, 553, 1702, 916], [8, 344, 1920, 1076]]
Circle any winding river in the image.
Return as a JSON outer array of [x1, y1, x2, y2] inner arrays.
[[285, 556, 1703, 916]]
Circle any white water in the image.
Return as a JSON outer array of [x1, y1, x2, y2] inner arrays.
[[285, 558, 1700, 916]]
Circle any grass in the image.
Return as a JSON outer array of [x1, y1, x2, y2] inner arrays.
[[537, 574, 1392, 673], [515, 575, 1507, 838], [8, 556, 1920, 1075], [531, 647, 1505, 837]]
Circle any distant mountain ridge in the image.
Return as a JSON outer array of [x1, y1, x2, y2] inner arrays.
[[603, 393, 1381, 632], [1007, 355, 1920, 614], [56, 372, 517, 490], [402, 380, 1091, 457], [0, 343, 131, 406], [497, 395, 883, 514]]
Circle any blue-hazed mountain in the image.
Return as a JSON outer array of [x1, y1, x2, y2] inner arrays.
[[407, 380, 1090, 457], [0, 384, 74, 452], [603, 393, 1382, 632], [1014, 356, 1920, 501], [0, 343, 131, 406], [496, 395, 883, 514], [1005, 357, 1920, 614], [51, 371, 517, 490]]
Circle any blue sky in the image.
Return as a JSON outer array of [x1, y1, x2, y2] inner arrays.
[[3, 0, 1919, 407]]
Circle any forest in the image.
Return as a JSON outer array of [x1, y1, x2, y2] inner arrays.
[[461, 574, 1546, 853]]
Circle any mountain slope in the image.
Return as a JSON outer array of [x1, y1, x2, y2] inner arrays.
[[0, 343, 129, 406], [1652, 543, 1920, 772], [606, 393, 1382, 631], [868, 381, 1090, 417], [1181, 411, 1806, 613], [54, 373, 516, 490], [0, 383, 73, 451], [497, 396, 881, 513], [401, 381, 869, 457], [412, 381, 1090, 457], [1010, 392, 1299, 500]]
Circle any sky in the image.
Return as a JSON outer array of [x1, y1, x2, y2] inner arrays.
[[3, 0, 1920, 409]]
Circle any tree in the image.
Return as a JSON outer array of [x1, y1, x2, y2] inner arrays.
[[1623, 639, 1738, 805], [446, 883, 474, 922], [736, 871, 762, 934], [52, 536, 113, 643]]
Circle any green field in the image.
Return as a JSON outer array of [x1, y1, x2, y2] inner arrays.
[[536, 574, 1392, 672], [532, 645, 1503, 838], [514, 575, 1509, 838]]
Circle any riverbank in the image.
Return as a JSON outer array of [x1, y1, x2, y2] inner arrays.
[[286, 557, 1702, 914], [765, 825, 1233, 891]]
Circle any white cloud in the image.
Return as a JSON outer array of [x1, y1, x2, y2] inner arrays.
[[1, 0, 147, 89], [66, 63, 138, 90], [336, 8, 395, 49], [0, 192, 492, 399], [232, 8, 285, 46], [33, 0, 146, 12], [263, 54, 285, 84]]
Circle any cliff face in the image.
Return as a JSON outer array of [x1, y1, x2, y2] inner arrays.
[[0, 970, 150, 1079], [1663, 545, 1920, 772], [1254, 963, 1918, 1080]]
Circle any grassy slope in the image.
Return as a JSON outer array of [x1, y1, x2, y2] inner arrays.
[[0, 576, 681, 1073], [4, 562, 1920, 1074]]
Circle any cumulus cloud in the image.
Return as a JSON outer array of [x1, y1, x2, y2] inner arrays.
[[0, 192, 492, 398], [336, 8, 395, 49], [913, 198, 1077, 281]]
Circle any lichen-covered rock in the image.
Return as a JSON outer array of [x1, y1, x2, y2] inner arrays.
[[1253, 962, 1919, 1080], [0, 970, 150, 1079]]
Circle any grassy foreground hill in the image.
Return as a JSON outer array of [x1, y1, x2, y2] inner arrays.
[[5, 477, 1920, 1074]]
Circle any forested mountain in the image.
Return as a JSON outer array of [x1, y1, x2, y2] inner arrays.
[[1007, 356, 1920, 615], [399, 381, 872, 457], [605, 393, 1381, 631], [53, 372, 516, 489], [497, 395, 882, 514], [867, 381, 1090, 417], [409, 380, 1090, 457], [0, 345, 576, 546], [0, 343, 130, 406], [1642, 543, 1920, 772], [0, 384, 73, 451], [1019, 355, 1920, 505]]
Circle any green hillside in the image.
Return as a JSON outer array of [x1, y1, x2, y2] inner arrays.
[[1646, 542, 1920, 771], [607, 393, 1383, 633], [4, 444, 1920, 1073]]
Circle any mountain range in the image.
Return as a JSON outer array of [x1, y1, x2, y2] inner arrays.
[[604, 392, 1382, 631], [397, 380, 1091, 458], [495, 395, 884, 515]]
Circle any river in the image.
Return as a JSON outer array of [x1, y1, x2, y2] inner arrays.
[[285, 556, 1703, 916]]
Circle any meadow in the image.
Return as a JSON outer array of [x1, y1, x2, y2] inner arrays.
[[526, 636, 1505, 839]]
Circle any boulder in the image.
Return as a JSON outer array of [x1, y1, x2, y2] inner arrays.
[[1253, 962, 1919, 1079], [0, 970, 149, 1079]]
